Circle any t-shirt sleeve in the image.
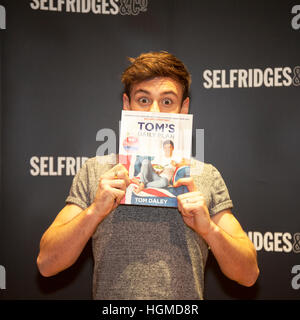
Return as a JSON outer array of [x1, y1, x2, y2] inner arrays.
[[209, 165, 233, 216], [65, 161, 90, 210]]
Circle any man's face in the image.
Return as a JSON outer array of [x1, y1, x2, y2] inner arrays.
[[123, 77, 189, 114], [163, 143, 174, 157]]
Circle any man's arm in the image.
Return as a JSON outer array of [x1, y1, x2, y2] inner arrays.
[[37, 203, 103, 277], [37, 164, 129, 277], [206, 208, 259, 287], [175, 178, 259, 287]]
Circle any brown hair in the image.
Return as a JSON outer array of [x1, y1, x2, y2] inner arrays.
[[121, 51, 191, 102]]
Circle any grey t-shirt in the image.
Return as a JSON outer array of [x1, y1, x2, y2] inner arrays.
[[65, 154, 233, 300]]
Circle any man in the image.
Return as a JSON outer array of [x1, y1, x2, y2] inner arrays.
[[37, 51, 259, 299], [133, 140, 183, 192]]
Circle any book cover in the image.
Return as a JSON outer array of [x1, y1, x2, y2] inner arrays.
[[119, 111, 193, 207]]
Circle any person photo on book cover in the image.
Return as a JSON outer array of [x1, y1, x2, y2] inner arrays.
[[37, 51, 259, 300], [131, 139, 190, 193]]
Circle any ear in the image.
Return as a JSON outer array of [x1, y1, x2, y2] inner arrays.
[[180, 97, 190, 114], [122, 93, 131, 110]]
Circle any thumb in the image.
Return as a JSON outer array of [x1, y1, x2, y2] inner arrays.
[[173, 177, 195, 192]]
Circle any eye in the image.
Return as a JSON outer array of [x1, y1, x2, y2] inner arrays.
[[138, 97, 150, 105], [162, 98, 173, 106]]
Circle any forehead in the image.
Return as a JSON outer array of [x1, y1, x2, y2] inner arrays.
[[131, 77, 183, 97], [164, 143, 174, 148]]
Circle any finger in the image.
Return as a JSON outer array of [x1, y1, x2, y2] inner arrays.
[[177, 191, 203, 200], [177, 193, 205, 208], [100, 178, 127, 192], [178, 197, 206, 208], [177, 195, 206, 215], [103, 184, 125, 211], [177, 196, 183, 212], [180, 202, 203, 217], [178, 196, 198, 209], [102, 166, 130, 186], [173, 177, 196, 192], [114, 163, 129, 176], [112, 164, 130, 186], [178, 193, 192, 212], [116, 170, 130, 186], [104, 164, 128, 179], [111, 188, 126, 209], [179, 203, 195, 217], [107, 179, 127, 191]]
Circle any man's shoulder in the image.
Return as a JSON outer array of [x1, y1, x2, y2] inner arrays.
[[85, 153, 117, 165], [190, 158, 215, 178], [82, 154, 117, 172]]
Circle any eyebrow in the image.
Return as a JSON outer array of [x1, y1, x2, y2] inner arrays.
[[133, 89, 150, 96], [133, 89, 178, 97]]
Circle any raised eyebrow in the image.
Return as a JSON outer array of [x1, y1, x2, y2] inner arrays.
[[133, 89, 150, 96], [161, 91, 178, 97], [133, 89, 179, 99]]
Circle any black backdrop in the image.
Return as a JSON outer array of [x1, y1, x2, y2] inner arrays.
[[1, 0, 300, 299]]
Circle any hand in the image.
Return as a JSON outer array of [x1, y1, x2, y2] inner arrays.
[[93, 164, 130, 219], [130, 177, 145, 194], [175, 177, 213, 237]]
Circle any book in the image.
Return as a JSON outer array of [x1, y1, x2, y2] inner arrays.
[[119, 110, 193, 207]]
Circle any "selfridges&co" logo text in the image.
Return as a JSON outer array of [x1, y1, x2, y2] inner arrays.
[[247, 231, 300, 253], [30, 156, 88, 176], [203, 66, 300, 89], [30, 0, 148, 16]]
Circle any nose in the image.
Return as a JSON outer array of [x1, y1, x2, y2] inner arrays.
[[149, 100, 160, 112]]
